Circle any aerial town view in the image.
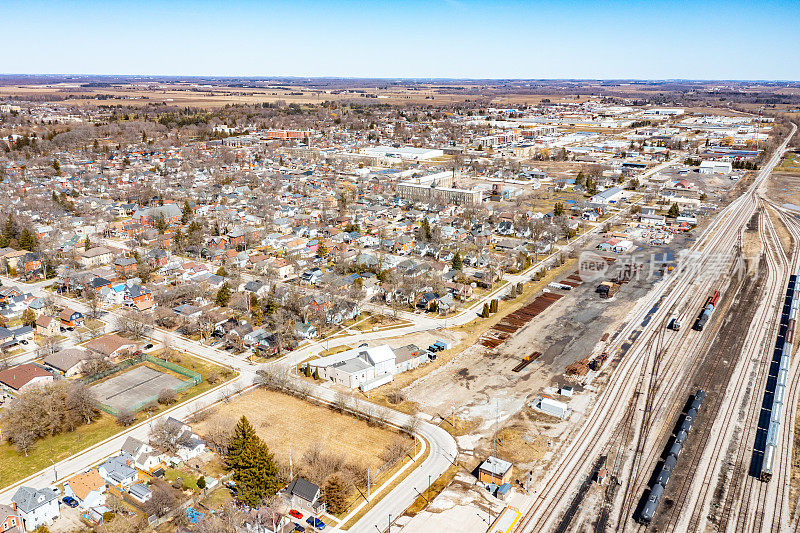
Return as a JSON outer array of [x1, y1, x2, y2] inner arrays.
[[0, 1, 799, 532]]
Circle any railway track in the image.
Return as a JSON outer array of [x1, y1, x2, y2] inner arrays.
[[514, 125, 796, 533]]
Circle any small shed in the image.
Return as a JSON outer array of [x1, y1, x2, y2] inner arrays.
[[478, 456, 513, 486]]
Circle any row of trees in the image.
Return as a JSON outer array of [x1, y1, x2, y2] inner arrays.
[[1, 381, 98, 454]]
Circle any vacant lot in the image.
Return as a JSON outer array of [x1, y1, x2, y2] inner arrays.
[[194, 388, 400, 470]]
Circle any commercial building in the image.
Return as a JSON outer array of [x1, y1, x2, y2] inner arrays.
[[361, 145, 444, 161], [308, 344, 397, 391], [398, 181, 482, 206], [699, 161, 733, 174]]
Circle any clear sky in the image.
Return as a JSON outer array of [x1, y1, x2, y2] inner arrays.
[[2, 0, 799, 80]]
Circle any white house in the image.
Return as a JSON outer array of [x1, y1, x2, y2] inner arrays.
[[63, 470, 107, 510], [98, 454, 138, 488], [308, 345, 397, 391], [121, 436, 162, 472], [12, 486, 60, 531], [156, 417, 206, 462]]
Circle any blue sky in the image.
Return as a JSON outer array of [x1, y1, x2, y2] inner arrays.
[[2, 0, 799, 80]]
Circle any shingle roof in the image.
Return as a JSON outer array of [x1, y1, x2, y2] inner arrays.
[[12, 486, 59, 513], [285, 477, 320, 503], [0, 363, 53, 391]]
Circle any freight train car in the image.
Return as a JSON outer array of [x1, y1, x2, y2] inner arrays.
[[761, 274, 798, 482], [639, 390, 706, 524], [693, 291, 720, 331]]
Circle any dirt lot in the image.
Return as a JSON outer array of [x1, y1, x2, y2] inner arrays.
[[193, 388, 401, 470], [765, 171, 800, 206]]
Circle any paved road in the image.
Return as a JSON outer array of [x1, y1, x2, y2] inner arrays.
[[0, 158, 673, 527], [0, 279, 458, 533]]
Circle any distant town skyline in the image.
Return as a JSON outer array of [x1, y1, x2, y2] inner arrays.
[[3, 0, 800, 80]]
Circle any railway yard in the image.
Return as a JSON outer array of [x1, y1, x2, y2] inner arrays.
[[496, 125, 800, 533]]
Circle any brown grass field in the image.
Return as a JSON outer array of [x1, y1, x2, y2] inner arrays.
[[193, 388, 401, 469]]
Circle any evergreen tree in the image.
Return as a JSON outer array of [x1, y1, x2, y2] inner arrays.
[[216, 283, 231, 307], [553, 203, 565, 217], [324, 474, 347, 515], [84, 237, 91, 251], [482, 303, 491, 318], [227, 416, 258, 470], [226, 416, 282, 507], [181, 201, 192, 224], [668, 203, 680, 218], [490, 299, 499, 313], [3, 214, 14, 241], [19, 229, 36, 252], [452, 251, 463, 271]]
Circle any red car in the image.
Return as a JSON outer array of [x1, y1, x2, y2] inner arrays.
[[290, 510, 303, 520]]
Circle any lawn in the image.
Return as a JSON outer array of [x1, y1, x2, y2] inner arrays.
[[0, 352, 237, 491], [0, 413, 120, 489], [193, 388, 402, 471]]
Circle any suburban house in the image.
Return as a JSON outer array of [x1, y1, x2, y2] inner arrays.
[[0, 364, 55, 393], [42, 348, 89, 377], [59, 308, 84, 328], [98, 453, 138, 488], [124, 285, 154, 311], [477, 456, 513, 486], [63, 470, 107, 509], [0, 503, 21, 533], [11, 486, 60, 531], [307, 345, 396, 391], [294, 321, 318, 339], [121, 436, 161, 472], [85, 334, 138, 360], [80, 247, 114, 268], [282, 478, 322, 515], [114, 256, 138, 277], [154, 418, 206, 462], [35, 315, 60, 337]]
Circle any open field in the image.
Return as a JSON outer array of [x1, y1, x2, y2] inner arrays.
[[0, 413, 119, 489], [193, 388, 402, 470], [0, 351, 235, 490]]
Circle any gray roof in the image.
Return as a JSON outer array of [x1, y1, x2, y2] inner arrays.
[[128, 483, 152, 500], [121, 436, 146, 457], [100, 454, 137, 483], [479, 456, 513, 476], [285, 477, 319, 504], [334, 357, 372, 374], [12, 486, 59, 513], [43, 348, 89, 373]]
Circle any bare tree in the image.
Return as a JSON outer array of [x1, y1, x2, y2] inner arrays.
[[149, 418, 182, 453], [144, 480, 179, 518], [116, 408, 136, 427]]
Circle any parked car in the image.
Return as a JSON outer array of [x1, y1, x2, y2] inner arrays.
[[306, 516, 326, 530], [426, 350, 437, 360], [293, 525, 306, 532], [62, 496, 79, 508], [290, 509, 303, 520]]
